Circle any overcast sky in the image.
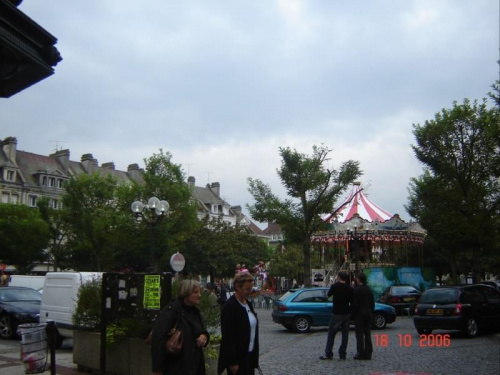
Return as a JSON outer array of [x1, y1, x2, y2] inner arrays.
[[3, 0, 499, 226]]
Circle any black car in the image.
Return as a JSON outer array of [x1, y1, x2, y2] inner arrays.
[[0, 286, 41, 339], [413, 285, 500, 337], [379, 285, 421, 313], [480, 280, 500, 292]]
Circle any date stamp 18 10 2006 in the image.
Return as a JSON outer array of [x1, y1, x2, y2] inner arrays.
[[374, 333, 451, 348]]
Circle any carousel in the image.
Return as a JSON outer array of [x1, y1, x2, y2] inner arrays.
[[311, 182, 426, 273]]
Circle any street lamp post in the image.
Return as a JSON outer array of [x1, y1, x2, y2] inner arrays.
[[131, 197, 169, 272]]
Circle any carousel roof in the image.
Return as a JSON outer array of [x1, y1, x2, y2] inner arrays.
[[325, 182, 393, 223]]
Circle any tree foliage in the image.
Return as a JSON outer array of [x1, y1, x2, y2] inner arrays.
[[37, 197, 71, 271], [183, 216, 268, 280], [407, 97, 500, 280], [247, 145, 362, 286], [0, 203, 49, 273]]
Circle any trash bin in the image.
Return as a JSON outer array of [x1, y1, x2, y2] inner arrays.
[[18, 323, 48, 374]]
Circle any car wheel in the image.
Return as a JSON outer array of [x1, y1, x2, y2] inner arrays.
[[0, 314, 16, 339], [464, 317, 479, 338], [372, 313, 387, 329], [293, 316, 311, 333], [417, 328, 432, 335]]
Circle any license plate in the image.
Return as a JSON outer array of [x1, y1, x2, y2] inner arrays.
[[273, 305, 277, 310], [427, 308, 443, 315], [403, 297, 415, 302]]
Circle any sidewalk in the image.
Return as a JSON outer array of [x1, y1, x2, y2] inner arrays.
[[0, 338, 86, 375]]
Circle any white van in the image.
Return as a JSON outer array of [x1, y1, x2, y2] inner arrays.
[[8, 275, 45, 291], [40, 272, 102, 347]]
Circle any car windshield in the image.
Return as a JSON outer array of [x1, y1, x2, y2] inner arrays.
[[278, 291, 296, 302], [392, 286, 419, 295], [420, 289, 458, 304], [0, 288, 42, 302]]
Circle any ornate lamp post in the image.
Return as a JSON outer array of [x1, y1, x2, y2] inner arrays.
[[131, 197, 169, 272]]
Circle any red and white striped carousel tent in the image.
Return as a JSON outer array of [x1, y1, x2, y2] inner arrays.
[[323, 182, 392, 224]]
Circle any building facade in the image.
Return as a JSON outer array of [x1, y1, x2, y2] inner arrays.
[[0, 136, 264, 236]]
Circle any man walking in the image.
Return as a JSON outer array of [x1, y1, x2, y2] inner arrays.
[[319, 271, 353, 361], [352, 271, 375, 360]]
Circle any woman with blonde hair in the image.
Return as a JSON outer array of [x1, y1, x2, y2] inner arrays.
[[151, 279, 210, 375], [218, 272, 259, 375]]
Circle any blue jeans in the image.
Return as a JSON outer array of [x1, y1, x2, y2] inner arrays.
[[324, 314, 350, 358]]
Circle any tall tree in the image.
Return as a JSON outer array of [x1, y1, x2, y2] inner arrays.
[[37, 197, 70, 271], [407, 97, 500, 281], [124, 149, 198, 272], [0, 203, 49, 273], [62, 173, 125, 271], [247, 145, 362, 286]]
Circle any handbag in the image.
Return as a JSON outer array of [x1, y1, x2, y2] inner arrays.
[[165, 312, 183, 355]]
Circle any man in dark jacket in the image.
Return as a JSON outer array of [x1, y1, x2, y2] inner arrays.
[[351, 271, 375, 360], [319, 271, 353, 360]]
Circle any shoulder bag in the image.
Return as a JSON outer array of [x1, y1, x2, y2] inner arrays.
[[165, 310, 183, 355]]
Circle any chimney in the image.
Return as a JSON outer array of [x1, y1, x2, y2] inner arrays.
[[1, 137, 17, 163], [81, 153, 98, 173], [50, 149, 70, 171], [211, 182, 220, 197], [127, 163, 143, 182], [188, 176, 195, 188], [102, 162, 115, 170]]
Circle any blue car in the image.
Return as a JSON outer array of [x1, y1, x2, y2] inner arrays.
[[272, 287, 396, 333]]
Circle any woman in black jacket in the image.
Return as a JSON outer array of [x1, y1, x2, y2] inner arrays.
[[151, 280, 210, 375], [218, 272, 259, 375]]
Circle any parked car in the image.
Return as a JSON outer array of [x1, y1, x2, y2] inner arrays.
[[271, 287, 396, 333], [413, 285, 500, 337], [0, 286, 42, 339], [379, 285, 421, 313], [480, 280, 500, 292]]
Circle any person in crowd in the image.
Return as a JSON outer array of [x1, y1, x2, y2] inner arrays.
[[319, 271, 353, 361], [240, 264, 249, 273], [218, 280, 228, 306], [218, 272, 259, 375], [151, 279, 210, 375], [0, 271, 9, 286], [351, 271, 375, 360]]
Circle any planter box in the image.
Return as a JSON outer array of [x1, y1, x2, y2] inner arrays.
[[73, 331, 151, 375], [74, 331, 219, 375]]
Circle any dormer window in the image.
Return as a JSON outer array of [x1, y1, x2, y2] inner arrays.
[[49, 177, 55, 187], [5, 169, 15, 181], [42, 176, 47, 186]]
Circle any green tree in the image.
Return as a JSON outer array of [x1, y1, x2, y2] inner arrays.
[[0, 203, 49, 273], [183, 216, 268, 280], [62, 173, 126, 271], [128, 150, 199, 272], [37, 197, 71, 271], [407, 97, 500, 281], [247, 145, 362, 286], [268, 243, 304, 284]]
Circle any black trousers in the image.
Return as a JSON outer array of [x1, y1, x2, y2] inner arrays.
[[225, 351, 256, 375], [354, 314, 373, 359]]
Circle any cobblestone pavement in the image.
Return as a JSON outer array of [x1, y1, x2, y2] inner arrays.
[[1, 308, 498, 375], [257, 308, 500, 375]]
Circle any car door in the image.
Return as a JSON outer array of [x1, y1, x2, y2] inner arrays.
[[291, 289, 330, 326], [477, 285, 500, 329]]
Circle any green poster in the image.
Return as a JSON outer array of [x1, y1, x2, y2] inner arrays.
[[143, 275, 161, 309]]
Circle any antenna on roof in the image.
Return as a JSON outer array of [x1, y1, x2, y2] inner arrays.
[[206, 171, 212, 184], [182, 163, 195, 177], [48, 140, 66, 152]]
